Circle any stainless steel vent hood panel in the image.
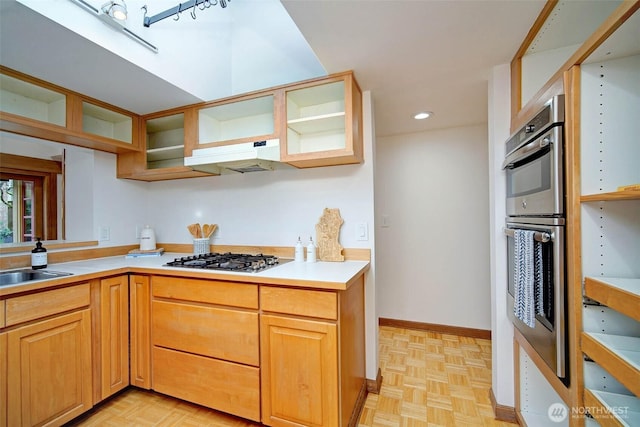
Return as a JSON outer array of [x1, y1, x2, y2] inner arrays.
[[184, 139, 281, 173]]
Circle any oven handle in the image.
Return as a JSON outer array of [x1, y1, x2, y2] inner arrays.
[[503, 227, 553, 243], [502, 135, 551, 169]]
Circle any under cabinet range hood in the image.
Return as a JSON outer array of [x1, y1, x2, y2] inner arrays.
[[184, 139, 281, 173]]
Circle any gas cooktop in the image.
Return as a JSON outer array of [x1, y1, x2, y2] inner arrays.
[[164, 252, 282, 273]]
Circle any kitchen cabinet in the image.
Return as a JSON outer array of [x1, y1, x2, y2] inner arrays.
[[150, 276, 261, 421], [129, 274, 151, 389], [564, 5, 640, 425], [0, 66, 141, 154], [281, 71, 363, 168], [260, 278, 365, 427], [117, 108, 215, 181], [195, 92, 279, 148], [4, 283, 92, 427], [0, 332, 6, 427], [509, 1, 621, 129], [94, 276, 129, 402]]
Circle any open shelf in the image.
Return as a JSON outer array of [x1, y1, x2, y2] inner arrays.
[[0, 71, 66, 126], [585, 277, 640, 322], [198, 95, 274, 145], [581, 190, 640, 202], [584, 388, 640, 427], [287, 112, 345, 135], [81, 101, 133, 144], [582, 332, 640, 396]]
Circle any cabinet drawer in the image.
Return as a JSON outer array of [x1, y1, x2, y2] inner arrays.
[[152, 300, 259, 366], [152, 276, 258, 309], [153, 346, 260, 422], [260, 286, 337, 320], [5, 283, 90, 326]]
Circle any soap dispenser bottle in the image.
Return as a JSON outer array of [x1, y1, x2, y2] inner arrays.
[[294, 237, 305, 262], [31, 238, 47, 270], [306, 237, 317, 263]]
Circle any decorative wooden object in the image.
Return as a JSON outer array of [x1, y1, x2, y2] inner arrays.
[[316, 208, 345, 261]]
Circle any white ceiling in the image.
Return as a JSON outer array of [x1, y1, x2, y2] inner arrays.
[[0, 0, 546, 138]]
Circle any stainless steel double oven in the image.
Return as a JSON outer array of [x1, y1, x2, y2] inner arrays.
[[503, 95, 567, 380]]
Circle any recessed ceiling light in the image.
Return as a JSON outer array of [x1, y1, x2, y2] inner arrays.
[[413, 111, 433, 120]]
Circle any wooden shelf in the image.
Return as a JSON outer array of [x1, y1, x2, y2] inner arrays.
[[581, 190, 640, 202], [582, 332, 640, 396], [585, 277, 640, 322], [584, 388, 640, 426]]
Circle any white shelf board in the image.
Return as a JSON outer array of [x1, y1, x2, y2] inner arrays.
[[589, 389, 640, 427], [586, 333, 640, 372], [590, 278, 640, 297], [146, 145, 184, 162], [287, 112, 345, 135]]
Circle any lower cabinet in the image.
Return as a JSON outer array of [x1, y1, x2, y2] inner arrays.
[[261, 314, 339, 427], [6, 309, 93, 426], [129, 274, 151, 389], [0, 332, 7, 427], [94, 276, 130, 402], [150, 276, 261, 421], [260, 278, 366, 427]]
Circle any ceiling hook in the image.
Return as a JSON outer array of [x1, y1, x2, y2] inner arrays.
[[141, 4, 148, 19], [173, 3, 182, 21], [190, 7, 196, 19], [198, 0, 206, 11]]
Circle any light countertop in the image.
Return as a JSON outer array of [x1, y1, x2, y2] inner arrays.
[[0, 253, 370, 296]]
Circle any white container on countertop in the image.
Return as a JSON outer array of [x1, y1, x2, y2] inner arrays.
[[139, 225, 156, 251], [306, 237, 316, 263], [295, 237, 305, 262]]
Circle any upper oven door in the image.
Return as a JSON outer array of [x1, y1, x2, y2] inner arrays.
[[504, 125, 564, 217]]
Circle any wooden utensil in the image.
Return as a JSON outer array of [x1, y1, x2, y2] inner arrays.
[[203, 224, 217, 238], [187, 223, 201, 238]]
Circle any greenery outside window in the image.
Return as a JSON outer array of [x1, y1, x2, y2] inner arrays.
[[0, 153, 61, 243]]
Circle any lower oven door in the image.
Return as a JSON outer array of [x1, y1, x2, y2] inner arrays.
[[505, 217, 567, 379]]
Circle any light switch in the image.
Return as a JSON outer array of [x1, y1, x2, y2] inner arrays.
[[99, 226, 110, 241], [381, 215, 391, 227], [356, 222, 368, 241]]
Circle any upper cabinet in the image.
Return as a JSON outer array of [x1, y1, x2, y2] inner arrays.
[[117, 108, 215, 181], [195, 92, 279, 150], [281, 71, 363, 168], [0, 66, 141, 154], [510, 0, 624, 130], [2, 67, 364, 180]]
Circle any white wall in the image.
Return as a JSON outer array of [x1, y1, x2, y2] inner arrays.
[[488, 64, 515, 407], [375, 124, 491, 330]]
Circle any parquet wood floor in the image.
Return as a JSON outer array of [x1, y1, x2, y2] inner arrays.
[[67, 326, 517, 427]]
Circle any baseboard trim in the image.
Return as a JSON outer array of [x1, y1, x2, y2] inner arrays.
[[489, 387, 518, 424], [366, 368, 382, 394], [348, 381, 368, 427], [379, 317, 491, 340]]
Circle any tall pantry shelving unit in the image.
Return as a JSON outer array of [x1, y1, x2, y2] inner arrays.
[[511, 2, 640, 426], [567, 10, 640, 425]]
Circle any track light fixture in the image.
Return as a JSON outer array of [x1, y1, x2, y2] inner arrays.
[[101, 0, 127, 21]]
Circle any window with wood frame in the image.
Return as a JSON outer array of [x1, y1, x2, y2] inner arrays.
[[0, 153, 61, 243]]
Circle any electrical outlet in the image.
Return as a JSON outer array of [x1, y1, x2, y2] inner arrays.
[[99, 226, 110, 241]]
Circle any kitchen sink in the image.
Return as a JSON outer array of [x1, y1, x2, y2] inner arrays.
[[0, 269, 73, 287]]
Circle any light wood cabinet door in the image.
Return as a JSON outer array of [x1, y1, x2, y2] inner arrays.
[[99, 276, 129, 400], [0, 332, 6, 427], [7, 309, 92, 427], [260, 314, 339, 427], [129, 275, 150, 389]]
